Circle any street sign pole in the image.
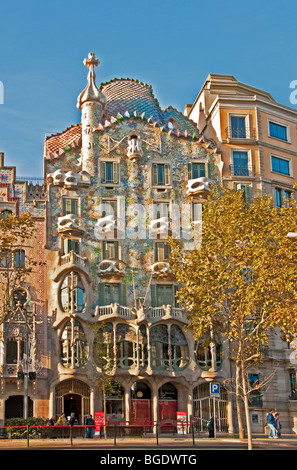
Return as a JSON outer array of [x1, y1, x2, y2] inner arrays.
[[210, 383, 220, 438]]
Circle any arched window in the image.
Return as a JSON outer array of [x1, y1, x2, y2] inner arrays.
[[116, 324, 137, 370], [94, 322, 114, 370], [194, 339, 222, 371], [170, 324, 189, 370], [60, 320, 88, 368], [60, 271, 85, 313], [150, 325, 169, 370]]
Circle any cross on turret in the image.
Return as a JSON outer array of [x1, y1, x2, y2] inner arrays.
[[83, 52, 99, 70]]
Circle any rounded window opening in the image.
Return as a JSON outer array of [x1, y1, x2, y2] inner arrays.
[[60, 320, 88, 369], [60, 271, 85, 313]]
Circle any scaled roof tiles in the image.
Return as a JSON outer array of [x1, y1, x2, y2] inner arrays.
[[45, 78, 203, 158]]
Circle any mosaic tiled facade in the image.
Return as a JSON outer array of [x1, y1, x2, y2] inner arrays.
[[1, 54, 297, 434]]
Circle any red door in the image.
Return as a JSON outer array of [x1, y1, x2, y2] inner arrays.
[[131, 399, 151, 428], [159, 400, 177, 431]]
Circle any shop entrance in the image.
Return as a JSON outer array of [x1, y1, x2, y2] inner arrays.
[[64, 393, 81, 423], [55, 379, 90, 425], [158, 383, 178, 432], [130, 382, 152, 428]]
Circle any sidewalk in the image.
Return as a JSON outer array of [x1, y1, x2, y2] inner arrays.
[[0, 433, 296, 450]]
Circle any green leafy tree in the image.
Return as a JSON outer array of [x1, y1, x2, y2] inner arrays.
[[169, 186, 297, 449]]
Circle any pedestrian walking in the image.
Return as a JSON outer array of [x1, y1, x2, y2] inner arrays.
[[267, 409, 278, 438], [86, 414, 95, 438], [207, 417, 215, 438], [274, 412, 281, 437], [69, 412, 76, 426]]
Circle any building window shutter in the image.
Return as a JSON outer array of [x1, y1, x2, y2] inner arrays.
[[152, 164, 158, 185], [101, 162, 106, 183], [188, 163, 192, 180], [151, 284, 157, 308], [99, 283, 105, 306], [113, 162, 119, 184], [120, 284, 127, 306], [164, 164, 170, 185]]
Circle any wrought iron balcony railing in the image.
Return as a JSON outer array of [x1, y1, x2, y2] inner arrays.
[[229, 165, 255, 177], [225, 126, 257, 140]]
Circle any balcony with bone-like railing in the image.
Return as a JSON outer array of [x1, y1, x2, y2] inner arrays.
[[94, 303, 188, 324], [47, 169, 91, 188], [97, 258, 126, 277], [57, 214, 85, 236], [186, 177, 213, 199]]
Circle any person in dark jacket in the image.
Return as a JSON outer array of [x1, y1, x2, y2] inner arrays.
[[86, 414, 95, 438], [267, 409, 277, 438], [207, 417, 215, 438]]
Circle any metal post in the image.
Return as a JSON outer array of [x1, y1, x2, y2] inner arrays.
[[114, 424, 117, 446], [213, 397, 216, 438], [192, 421, 195, 446], [70, 424, 73, 446], [27, 424, 29, 447], [24, 309, 28, 420], [156, 423, 159, 445]]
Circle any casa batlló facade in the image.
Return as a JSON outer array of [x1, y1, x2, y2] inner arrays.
[[0, 53, 297, 435]]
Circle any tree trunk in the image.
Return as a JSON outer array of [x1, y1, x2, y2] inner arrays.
[[235, 361, 245, 439], [103, 386, 107, 439], [241, 361, 253, 450]]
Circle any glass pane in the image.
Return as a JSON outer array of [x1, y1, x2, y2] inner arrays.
[[231, 116, 246, 138], [269, 122, 287, 141], [192, 163, 206, 178], [233, 151, 249, 176], [271, 156, 289, 175]]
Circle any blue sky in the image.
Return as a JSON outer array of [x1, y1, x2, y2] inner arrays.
[[1, 0, 297, 177]]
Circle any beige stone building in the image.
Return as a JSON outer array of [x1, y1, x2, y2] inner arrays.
[[185, 74, 297, 206]]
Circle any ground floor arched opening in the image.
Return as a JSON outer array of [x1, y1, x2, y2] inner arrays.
[[130, 381, 152, 426], [55, 379, 90, 424], [193, 383, 229, 432], [158, 382, 178, 432]]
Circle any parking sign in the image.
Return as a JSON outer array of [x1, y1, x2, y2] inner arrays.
[[210, 382, 220, 397]]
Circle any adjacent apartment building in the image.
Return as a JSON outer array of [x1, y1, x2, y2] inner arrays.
[[185, 73, 297, 432], [1, 59, 297, 435], [184, 74, 297, 205]]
